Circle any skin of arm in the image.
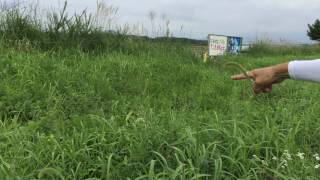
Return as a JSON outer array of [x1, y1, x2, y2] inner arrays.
[[231, 63, 289, 94]]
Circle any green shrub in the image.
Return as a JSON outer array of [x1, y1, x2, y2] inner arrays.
[[0, 1, 177, 54]]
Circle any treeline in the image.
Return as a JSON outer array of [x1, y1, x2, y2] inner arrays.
[[0, 1, 202, 54], [0, 2, 139, 53]]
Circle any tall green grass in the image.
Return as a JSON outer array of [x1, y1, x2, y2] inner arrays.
[[0, 1, 165, 54], [1, 1, 320, 179], [0, 38, 320, 179], [246, 40, 320, 57]]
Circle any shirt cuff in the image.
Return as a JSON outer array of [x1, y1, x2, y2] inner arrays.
[[288, 61, 297, 80]]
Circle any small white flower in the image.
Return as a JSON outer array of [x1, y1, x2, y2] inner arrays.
[[315, 164, 320, 169], [313, 153, 320, 161], [253, 155, 260, 160], [281, 159, 288, 167], [296, 152, 305, 160], [272, 156, 278, 161], [283, 150, 292, 160]]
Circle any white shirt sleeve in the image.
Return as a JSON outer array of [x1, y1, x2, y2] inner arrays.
[[288, 59, 320, 83]]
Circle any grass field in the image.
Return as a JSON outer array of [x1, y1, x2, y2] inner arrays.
[[0, 40, 320, 179], [1, 2, 320, 179]]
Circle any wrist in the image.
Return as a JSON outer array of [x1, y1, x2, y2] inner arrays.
[[271, 63, 289, 77]]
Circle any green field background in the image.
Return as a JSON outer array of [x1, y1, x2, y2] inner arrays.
[[0, 42, 320, 179], [0, 2, 320, 179]]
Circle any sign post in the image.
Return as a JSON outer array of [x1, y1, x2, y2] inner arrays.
[[208, 34, 243, 57], [228, 36, 242, 54], [208, 34, 228, 56]]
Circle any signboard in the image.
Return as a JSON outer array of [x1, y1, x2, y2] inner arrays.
[[208, 34, 243, 56], [208, 35, 228, 56], [228, 36, 242, 54]]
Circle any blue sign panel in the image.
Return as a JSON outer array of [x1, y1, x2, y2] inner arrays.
[[227, 37, 242, 54]]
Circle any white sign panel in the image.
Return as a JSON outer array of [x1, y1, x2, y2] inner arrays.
[[208, 35, 228, 56]]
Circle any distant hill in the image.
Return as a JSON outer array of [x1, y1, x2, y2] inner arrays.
[[124, 34, 208, 46], [153, 37, 207, 46]]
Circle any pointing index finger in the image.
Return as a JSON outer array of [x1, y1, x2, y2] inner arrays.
[[231, 71, 254, 80]]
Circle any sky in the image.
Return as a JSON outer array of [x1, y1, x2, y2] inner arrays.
[[14, 0, 320, 43]]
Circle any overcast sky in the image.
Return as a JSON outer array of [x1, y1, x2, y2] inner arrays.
[[23, 0, 320, 43]]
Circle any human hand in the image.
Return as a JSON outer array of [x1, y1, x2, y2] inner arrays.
[[231, 63, 289, 94]]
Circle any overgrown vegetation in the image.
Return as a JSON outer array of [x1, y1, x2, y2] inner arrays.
[[246, 40, 320, 57], [0, 1, 166, 54], [0, 1, 320, 180]]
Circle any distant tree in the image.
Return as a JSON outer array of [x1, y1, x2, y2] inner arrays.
[[307, 19, 320, 42]]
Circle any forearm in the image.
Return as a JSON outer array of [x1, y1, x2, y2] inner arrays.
[[271, 63, 289, 77], [288, 59, 320, 83]]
